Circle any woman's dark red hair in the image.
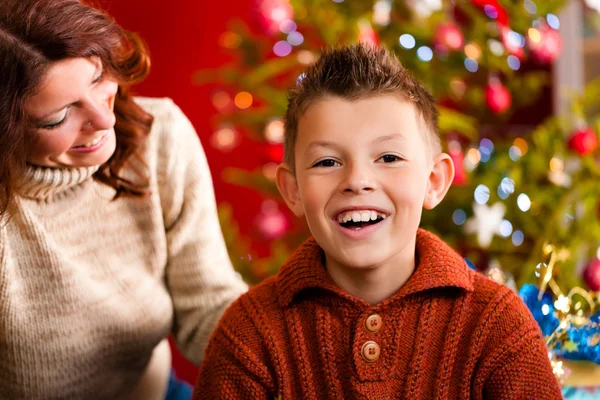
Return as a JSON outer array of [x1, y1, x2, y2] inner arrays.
[[0, 0, 153, 220]]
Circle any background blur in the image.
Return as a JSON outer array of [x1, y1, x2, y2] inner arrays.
[[100, 0, 600, 387]]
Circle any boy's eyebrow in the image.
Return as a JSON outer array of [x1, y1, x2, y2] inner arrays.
[[373, 133, 407, 143], [305, 140, 338, 152]]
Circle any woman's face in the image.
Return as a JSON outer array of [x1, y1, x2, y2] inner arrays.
[[25, 56, 118, 168]]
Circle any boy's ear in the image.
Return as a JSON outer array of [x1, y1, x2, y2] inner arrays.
[[423, 153, 455, 210], [275, 163, 305, 217]]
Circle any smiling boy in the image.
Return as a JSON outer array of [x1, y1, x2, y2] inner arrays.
[[194, 44, 562, 399]]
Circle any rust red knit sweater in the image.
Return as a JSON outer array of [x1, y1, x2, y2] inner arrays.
[[194, 229, 562, 399]]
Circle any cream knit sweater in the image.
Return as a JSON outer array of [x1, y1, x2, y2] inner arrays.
[[0, 97, 248, 399]]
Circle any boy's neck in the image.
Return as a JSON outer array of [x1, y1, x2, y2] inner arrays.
[[324, 249, 416, 305]]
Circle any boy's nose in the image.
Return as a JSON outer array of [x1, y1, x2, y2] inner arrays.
[[341, 167, 376, 194]]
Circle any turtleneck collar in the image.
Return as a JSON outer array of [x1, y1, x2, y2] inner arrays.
[[18, 164, 100, 200]]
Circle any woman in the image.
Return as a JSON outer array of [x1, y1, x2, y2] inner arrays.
[[0, 0, 247, 399]]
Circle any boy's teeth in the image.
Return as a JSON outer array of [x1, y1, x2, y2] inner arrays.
[[337, 209, 387, 223]]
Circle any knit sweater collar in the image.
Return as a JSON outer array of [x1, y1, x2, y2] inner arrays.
[[19, 163, 100, 200], [276, 228, 474, 307]]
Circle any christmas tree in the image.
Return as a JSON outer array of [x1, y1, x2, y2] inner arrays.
[[201, 0, 600, 388]]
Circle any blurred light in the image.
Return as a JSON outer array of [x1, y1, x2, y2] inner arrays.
[[287, 31, 304, 46], [211, 125, 238, 152], [417, 46, 434, 62], [596, 246, 600, 260], [484, 5, 498, 19], [452, 209, 467, 225], [296, 73, 307, 86], [499, 220, 513, 237], [399, 34, 416, 49], [464, 43, 482, 60], [474, 184, 491, 205], [507, 55, 521, 70], [373, 0, 392, 25], [480, 138, 495, 154], [219, 32, 242, 49], [262, 162, 278, 181], [517, 193, 531, 212], [547, 13, 560, 30], [332, 0, 344, 2], [273, 40, 293, 57], [549, 157, 564, 172], [498, 177, 515, 200], [488, 39, 505, 56], [467, 148, 481, 164], [265, 118, 285, 143], [297, 50, 315, 65], [450, 78, 466, 98], [279, 19, 297, 34], [524, 0, 537, 14], [512, 230, 525, 246], [234, 92, 253, 109], [464, 58, 479, 72], [513, 138, 529, 155], [211, 91, 231, 111], [528, 28, 542, 43], [509, 146, 522, 161], [541, 304, 550, 315], [507, 30, 525, 48], [480, 151, 491, 162]]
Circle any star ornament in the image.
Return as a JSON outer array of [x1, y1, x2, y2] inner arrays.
[[464, 202, 506, 248]]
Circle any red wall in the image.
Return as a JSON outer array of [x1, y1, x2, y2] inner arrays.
[[100, 0, 257, 384]]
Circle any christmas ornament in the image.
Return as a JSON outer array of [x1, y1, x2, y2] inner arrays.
[[482, 259, 517, 291], [464, 202, 506, 248], [527, 23, 562, 64], [255, 200, 288, 239], [568, 128, 598, 156], [358, 19, 379, 46], [255, 0, 293, 36], [583, 259, 600, 291], [434, 22, 464, 52], [485, 77, 511, 114], [448, 140, 468, 186]]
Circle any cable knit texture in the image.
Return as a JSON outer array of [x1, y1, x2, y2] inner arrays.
[[194, 229, 562, 400], [0, 97, 247, 400]]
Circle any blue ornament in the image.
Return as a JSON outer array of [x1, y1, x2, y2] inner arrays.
[[518, 284, 560, 337]]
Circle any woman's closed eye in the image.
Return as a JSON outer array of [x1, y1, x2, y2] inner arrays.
[[312, 158, 341, 168], [40, 109, 69, 130]]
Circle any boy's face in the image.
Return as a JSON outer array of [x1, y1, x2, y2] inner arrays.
[[277, 95, 453, 272]]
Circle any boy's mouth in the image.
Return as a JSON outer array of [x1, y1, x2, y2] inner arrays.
[[335, 209, 388, 231]]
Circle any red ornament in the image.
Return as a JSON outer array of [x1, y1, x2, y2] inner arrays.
[[255, 0, 293, 36], [470, 0, 509, 27], [485, 79, 512, 114], [527, 24, 562, 64], [448, 140, 468, 186], [266, 143, 284, 163], [568, 128, 598, 156], [583, 258, 600, 291], [255, 200, 289, 240], [434, 23, 465, 52], [358, 19, 379, 46]]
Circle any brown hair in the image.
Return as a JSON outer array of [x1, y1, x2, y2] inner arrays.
[[284, 44, 441, 171], [0, 0, 153, 220]]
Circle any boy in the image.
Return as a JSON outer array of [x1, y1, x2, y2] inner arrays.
[[193, 44, 562, 399]]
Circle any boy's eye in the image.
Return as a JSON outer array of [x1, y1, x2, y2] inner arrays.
[[378, 154, 402, 163], [313, 159, 340, 168]]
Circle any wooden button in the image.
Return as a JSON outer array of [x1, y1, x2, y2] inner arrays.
[[364, 314, 382, 333], [361, 341, 380, 362]]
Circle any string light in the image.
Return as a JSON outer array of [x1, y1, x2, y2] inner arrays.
[[474, 184, 491, 205], [512, 230, 524, 246], [234, 92, 253, 109], [517, 193, 531, 212], [452, 209, 467, 225], [417, 46, 433, 62], [399, 34, 416, 49], [464, 43, 482, 60], [265, 118, 285, 143], [464, 58, 479, 72], [211, 125, 239, 152], [273, 40, 292, 57]]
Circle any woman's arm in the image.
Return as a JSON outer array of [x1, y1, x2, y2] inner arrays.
[[154, 99, 248, 364]]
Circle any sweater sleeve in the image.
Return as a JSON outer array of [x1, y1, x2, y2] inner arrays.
[[478, 290, 563, 400], [193, 298, 275, 400], [154, 99, 248, 365]]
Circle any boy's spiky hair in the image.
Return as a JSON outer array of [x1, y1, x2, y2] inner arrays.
[[283, 43, 441, 170]]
